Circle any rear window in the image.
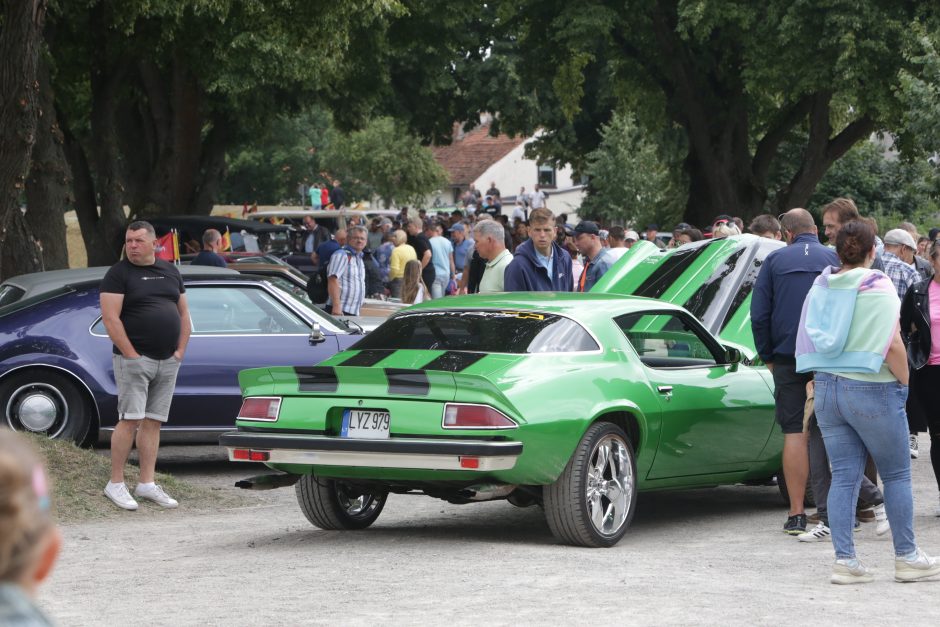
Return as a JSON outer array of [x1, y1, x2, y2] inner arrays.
[[352, 311, 599, 354]]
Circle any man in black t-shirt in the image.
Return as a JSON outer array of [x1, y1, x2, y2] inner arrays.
[[99, 221, 191, 511], [405, 216, 436, 289]]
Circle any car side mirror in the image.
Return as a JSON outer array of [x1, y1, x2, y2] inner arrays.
[[723, 346, 742, 365], [309, 322, 326, 345]]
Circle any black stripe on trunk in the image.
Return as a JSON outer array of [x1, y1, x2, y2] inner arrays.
[[294, 366, 339, 392], [385, 369, 430, 396], [423, 351, 487, 372], [340, 349, 394, 367]]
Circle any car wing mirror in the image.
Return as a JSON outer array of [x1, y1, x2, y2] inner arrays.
[[309, 321, 326, 345], [723, 346, 742, 365]]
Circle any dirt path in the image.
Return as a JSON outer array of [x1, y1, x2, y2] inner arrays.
[[43, 444, 940, 626]]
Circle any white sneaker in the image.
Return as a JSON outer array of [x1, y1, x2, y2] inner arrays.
[[134, 483, 179, 509], [895, 548, 940, 582], [799, 522, 831, 542], [104, 481, 138, 511], [910, 434, 919, 459], [831, 558, 874, 584], [872, 503, 890, 536]]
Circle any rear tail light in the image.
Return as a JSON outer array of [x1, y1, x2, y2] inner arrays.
[[231, 449, 270, 462], [237, 397, 281, 422], [442, 403, 517, 429]]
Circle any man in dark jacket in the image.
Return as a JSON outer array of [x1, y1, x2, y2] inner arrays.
[[751, 208, 839, 535], [329, 180, 345, 210], [504, 208, 572, 291]]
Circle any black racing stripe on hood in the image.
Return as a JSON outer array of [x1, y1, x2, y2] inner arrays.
[[294, 366, 339, 392], [423, 351, 487, 372], [385, 369, 430, 396], [340, 349, 394, 367]]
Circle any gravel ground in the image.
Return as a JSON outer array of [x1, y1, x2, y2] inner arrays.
[[42, 441, 940, 626]]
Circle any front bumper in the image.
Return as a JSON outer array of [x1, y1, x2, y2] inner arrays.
[[219, 431, 522, 471]]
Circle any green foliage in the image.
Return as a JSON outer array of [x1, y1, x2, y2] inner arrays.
[[579, 112, 686, 229]]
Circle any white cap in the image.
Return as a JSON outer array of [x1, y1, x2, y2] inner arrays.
[[883, 228, 917, 250], [625, 230, 639, 241]]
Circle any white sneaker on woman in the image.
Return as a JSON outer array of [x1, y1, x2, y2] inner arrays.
[[872, 503, 890, 536], [895, 549, 940, 582]]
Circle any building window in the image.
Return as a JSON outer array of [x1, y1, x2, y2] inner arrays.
[[537, 164, 556, 188]]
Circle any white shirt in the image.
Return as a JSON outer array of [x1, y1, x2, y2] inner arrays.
[[530, 190, 547, 209], [606, 247, 628, 262], [479, 249, 513, 293]]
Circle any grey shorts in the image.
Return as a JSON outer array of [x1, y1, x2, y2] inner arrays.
[[112, 354, 181, 423]]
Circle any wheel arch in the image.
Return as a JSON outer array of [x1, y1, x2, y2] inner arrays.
[[590, 409, 643, 456], [0, 363, 102, 441]]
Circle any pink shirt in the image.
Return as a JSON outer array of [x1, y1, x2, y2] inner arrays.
[[929, 281, 940, 365]]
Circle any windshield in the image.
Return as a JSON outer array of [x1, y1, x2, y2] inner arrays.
[[352, 310, 599, 354]]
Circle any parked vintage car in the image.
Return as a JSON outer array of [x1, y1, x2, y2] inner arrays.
[[148, 215, 293, 254], [0, 270, 360, 445], [222, 293, 780, 547]]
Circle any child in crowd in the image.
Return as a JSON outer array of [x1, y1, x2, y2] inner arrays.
[[401, 259, 429, 304]]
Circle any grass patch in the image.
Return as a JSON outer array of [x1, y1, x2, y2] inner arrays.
[[25, 433, 247, 524]]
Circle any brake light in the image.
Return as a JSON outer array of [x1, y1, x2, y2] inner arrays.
[[238, 397, 281, 422], [231, 449, 270, 462], [442, 404, 517, 429]]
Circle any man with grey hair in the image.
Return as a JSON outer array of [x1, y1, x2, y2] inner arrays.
[[752, 208, 839, 535], [191, 229, 227, 267], [473, 219, 513, 293], [898, 222, 934, 280], [100, 220, 190, 510], [326, 225, 367, 316]]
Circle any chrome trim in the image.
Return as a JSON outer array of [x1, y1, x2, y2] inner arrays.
[[0, 363, 100, 430], [441, 402, 518, 430], [226, 447, 518, 471]]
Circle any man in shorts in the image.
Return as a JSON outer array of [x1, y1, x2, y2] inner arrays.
[[751, 208, 838, 534], [100, 221, 191, 510]]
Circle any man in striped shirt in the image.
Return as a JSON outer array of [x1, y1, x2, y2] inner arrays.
[[326, 225, 367, 316]]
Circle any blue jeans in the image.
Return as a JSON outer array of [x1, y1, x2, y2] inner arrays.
[[814, 372, 915, 559]]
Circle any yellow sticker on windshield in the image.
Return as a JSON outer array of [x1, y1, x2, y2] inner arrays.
[[501, 311, 545, 320]]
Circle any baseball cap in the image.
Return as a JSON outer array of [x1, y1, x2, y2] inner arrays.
[[625, 230, 639, 241], [883, 228, 917, 250], [449, 223, 466, 232], [599, 229, 609, 240], [574, 220, 600, 236], [379, 218, 393, 227]]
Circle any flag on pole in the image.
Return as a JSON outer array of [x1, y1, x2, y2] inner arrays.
[[221, 227, 232, 252], [154, 230, 181, 262]]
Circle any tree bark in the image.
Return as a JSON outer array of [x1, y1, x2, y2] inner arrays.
[[0, 0, 47, 280], [26, 55, 70, 270]]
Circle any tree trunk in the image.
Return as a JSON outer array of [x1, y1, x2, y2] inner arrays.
[[26, 55, 70, 270], [0, 0, 47, 281]]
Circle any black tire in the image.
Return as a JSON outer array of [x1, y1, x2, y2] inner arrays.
[[544, 422, 637, 548], [776, 469, 816, 508], [0, 369, 92, 444], [295, 475, 387, 530]]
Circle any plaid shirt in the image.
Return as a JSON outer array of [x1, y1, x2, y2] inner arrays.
[[325, 247, 365, 315], [882, 251, 918, 300]]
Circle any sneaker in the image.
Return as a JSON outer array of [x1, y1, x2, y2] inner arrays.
[[799, 522, 831, 542], [831, 558, 874, 584], [895, 549, 940, 582], [134, 483, 179, 509], [910, 434, 919, 459], [104, 481, 138, 511], [872, 503, 890, 536], [783, 513, 807, 535]]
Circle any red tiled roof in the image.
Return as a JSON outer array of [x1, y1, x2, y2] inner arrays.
[[431, 123, 527, 186]]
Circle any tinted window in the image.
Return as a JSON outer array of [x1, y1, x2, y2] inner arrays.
[[634, 243, 709, 299], [616, 312, 719, 368], [353, 311, 598, 353]]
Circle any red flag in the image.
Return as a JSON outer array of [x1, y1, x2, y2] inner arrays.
[[154, 232, 176, 261]]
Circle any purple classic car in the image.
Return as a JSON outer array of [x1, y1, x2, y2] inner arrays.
[[0, 269, 359, 444]]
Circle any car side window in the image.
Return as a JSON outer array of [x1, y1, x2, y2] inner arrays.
[[615, 312, 720, 368], [184, 286, 309, 335]]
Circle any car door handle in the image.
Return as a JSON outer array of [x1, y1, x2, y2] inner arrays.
[[657, 385, 673, 401]]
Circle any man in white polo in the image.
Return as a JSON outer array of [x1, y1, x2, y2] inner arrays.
[[473, 220, 513, 293]]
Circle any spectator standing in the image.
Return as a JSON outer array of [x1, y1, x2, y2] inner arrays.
[[0, 431, 62, 626], [486, 181, 501, 200], [644, 224, 667, 249], [309, 183, 322, 209], [796, 220, 940, 584], [468, 183, 482, 206], [822, 198, 885, 271], [302, 215, 330, 258], [388, 229, 416, 298], [607, 227, 629, 261], [511, 221, 528, 252], [749, 214, 783, 240], [898, 222, 934, 281], [901, 239, 940, 516], [401, 259, 429, 304], [474, 220, 513, 293], [320, 185, 330, 209], [428, 222, 455, 299], [481, 195, 501, 219], [530, 184, 548, 211], [191, 229, 227, 267], [314, 228, 345, 270], [451, 223, 473, 273], [624, 230, 640, 248], [329, 180, 345, 210], [326, 226, 367, 316], [374, 232, 395, 287], [100, 221, 190, 510], [674, 228, 704, 245], [504, 208, 573, 292], [573, 220, 614, 292], [751, 208, 839, 535], [406, 217, 436, 294], [511, 200, 528, 224], [367, 218, 384, 251]]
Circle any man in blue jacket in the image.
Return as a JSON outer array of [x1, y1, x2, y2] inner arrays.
[[751, 208, 839, 536], [504, 207, 573, 291]]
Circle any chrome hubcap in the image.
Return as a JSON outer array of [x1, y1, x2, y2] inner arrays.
[[586, 434, 633, 536], [6, 383, 67, 435], [336, 485, 381, 518]]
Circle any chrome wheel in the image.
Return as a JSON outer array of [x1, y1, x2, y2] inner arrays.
[[335, 484, 383, 519], [5, 382, 69, 437], [586, 434, 633, 536]]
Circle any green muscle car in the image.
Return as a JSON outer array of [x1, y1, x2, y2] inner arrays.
[[222, 292, 782, 547]]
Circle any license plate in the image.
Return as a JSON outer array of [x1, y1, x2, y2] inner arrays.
[[341, 409, 391, 439]]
